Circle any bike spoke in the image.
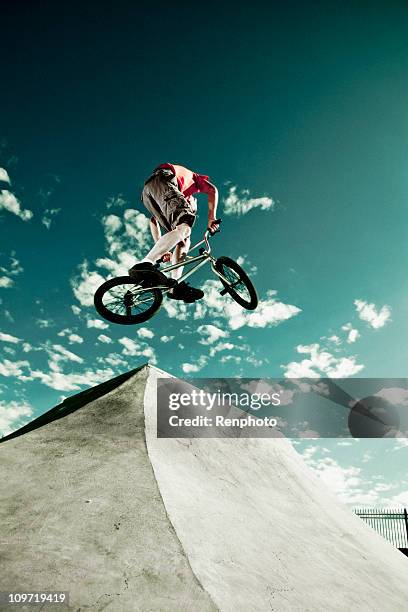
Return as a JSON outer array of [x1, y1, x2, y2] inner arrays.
[[102, 284, 156, 318], [221, 265, 250, 301], [104, 297, 126, 305]]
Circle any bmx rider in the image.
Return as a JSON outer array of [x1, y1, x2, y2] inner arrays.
[[129, 163, 219, 302]]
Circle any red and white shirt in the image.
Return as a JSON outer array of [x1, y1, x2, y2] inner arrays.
[[157, 163, 210, 200]]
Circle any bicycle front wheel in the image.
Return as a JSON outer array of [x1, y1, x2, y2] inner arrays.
[[214, 256, 258, 310], [94, 275, 162, 325]]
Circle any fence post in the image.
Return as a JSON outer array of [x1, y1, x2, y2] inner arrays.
[[404, 508, 408, 546]]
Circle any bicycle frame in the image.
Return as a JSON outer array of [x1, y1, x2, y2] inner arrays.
[[95, 225, 257, 324], [142, 230, 230, 292]]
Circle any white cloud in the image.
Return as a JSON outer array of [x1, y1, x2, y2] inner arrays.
[[220, 354, 241, 365], [236, 255, 258, 275], [209, 342, 235, 357], [137, 327, 154, 339], [0, 399, 33, 437], [0, 253, 23, 289], [282, 359, 320, 379], [174, 281, 301, 331], [106, 194, 128, 209], [222, 285, 299, 329], [3, 309, 14, 323], [0, 179, 33, 221], [57, 329, 82, 343], [73, 209, 152, 306], [0, 359, 30, 378], [342, 323, 360, 344], [182, 355, 208, 373], [0, 277, 13, 288], [104, 214, 122, 234], [0, 168, 10, 183], [160, 335, 174, 343], [223, 185, 275, 216], [328, 335, 341, 345], [29, 366, 115, 392], [41, 208, 61, 229], [0, 332, 20, 344], [3, 346, 16, 356], [235, 291, 301, 330], [68, 334, 83, 344], [392, 438, 408, 449], [118, 336, 156, 362], [97, 352, 128, 368], [99, 209, 151, 266], [94, 255, 134, 278], [375, 387, 408, 406], [246, 355, 267, 367], [283, 343, 364, 379], [87, 318, 108, 330], [384, 490, 408, 507], [47, 344, 83, 367], [98, 334, 112, 344], [57, 328, 71, 337], [162, 299, 189, 320], [197, 324, 229, 345], [0, 253, 23, 277], [38, 318, 52, 330], [354, 299, 391, 329], [118, 337, 138, 355], [72, 261, 106, 307], [317, 462, 369, 504], [15, 344, 85, 386], [301, 450, 377, 505], [348, 329, 359, 344], [122, 209, 151, 250], [300, 444, 408, 518], [325, 357, 364, 378]]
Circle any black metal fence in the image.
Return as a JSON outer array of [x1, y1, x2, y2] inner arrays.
[[354, 508, 408, 549]]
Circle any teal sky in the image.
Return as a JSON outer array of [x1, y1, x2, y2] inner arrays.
[[1, 2, 407, 507]]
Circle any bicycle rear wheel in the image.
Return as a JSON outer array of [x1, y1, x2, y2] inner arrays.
[[94, 275, 162, 325], [214, 256, 258, 310]]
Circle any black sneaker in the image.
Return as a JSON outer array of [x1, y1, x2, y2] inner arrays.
[[128, 262, 176, 287], [168, 281, 204, 303]]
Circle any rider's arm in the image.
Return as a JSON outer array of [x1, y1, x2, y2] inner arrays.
[[200, 180, 219, 228], [150, 217, 161, 243]]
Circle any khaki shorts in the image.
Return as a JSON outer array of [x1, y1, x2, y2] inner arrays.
[[141, 169, 197, 232]]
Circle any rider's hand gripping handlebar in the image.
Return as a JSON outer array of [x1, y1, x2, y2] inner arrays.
[[207, 218, 222, 236]]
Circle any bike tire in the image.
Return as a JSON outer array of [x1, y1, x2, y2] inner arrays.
[[214, 256, 258, 311], [94, 275, 163, 325]]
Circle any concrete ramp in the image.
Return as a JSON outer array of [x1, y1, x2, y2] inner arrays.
[[0, 366, 216, 611], [1, 364, 407, 611]]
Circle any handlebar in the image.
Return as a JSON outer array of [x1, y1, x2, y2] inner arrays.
[[203, 218, 222, 251], [207, 218, 222, 237]]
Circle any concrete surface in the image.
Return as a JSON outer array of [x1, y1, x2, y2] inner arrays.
[[1, 364, 408, 611], [0, 366, 216, 611]]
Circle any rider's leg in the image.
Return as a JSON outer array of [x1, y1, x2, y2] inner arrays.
[[170, 236, 191, 281], [167, 223, 203, 301], [141, 223, 191, 265]]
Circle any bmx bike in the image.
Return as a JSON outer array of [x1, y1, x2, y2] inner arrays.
[[93, 222, 258, 325]]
